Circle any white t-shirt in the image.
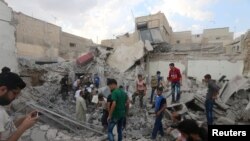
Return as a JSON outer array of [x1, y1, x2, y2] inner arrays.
[[74, 90, 81, 98], [0, 106, 17, 141]]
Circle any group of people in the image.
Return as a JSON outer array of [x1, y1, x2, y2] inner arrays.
[[0, 63, 220, 141]]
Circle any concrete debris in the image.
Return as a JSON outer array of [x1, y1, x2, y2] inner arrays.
[[107, 40, 145, 72], [220, 76, 249, 103], [215, 116, 235, 125], [6, 44, 250, 141], [145, 40, 154, 51]]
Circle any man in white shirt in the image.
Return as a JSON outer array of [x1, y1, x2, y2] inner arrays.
[[0, 72, 38, 141], [76, 91, 87, 122]]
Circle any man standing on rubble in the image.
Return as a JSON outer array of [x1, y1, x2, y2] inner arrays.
[[132, 74, 146, 108], [151, 87, 166, 140], [107, 79, 129, 141], [0, 72, 38, 141], [76, 91, 87, 122], [204, 74, 220, 125], [167, 63, 182, 103], [60, 75, 69, 101], [151, 71, 163, 105]]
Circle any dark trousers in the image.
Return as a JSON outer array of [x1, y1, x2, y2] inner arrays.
[[150, 87, 157, 103], [108, 117, 124, 141], [152, 114, 164, 139], [205, 99, 214, 125], [101, 109, 109, 127], [171, 82, 181, 102], [61, 86, 68, 101], [132, 90, 144, 107]]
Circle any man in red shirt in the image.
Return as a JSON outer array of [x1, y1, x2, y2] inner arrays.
[[167, 63, 182, 103]]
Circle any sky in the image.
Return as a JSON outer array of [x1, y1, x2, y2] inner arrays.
[[5, 0, 250, 43]]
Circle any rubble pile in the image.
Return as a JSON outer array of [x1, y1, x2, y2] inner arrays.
[[9, 46, 250, 141]]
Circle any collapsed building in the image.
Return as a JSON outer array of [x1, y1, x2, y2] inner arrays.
[[1, 1, 250, 141]]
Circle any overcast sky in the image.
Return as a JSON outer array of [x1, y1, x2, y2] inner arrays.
[[5, 0, 250, 43]]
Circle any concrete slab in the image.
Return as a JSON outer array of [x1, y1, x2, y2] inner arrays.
[[107, 41, 144, 72], [145, 40, 153, 51], [220, 76, 249, 103]]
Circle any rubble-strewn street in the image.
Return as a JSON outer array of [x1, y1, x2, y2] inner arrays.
[[9, 52, 249, 141]]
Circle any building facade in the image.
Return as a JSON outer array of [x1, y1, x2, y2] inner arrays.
[[0, 0, 19, 72]]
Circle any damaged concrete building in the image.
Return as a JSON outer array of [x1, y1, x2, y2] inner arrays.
[[13, 12, 95, 62], [1, 1, 250, 141]]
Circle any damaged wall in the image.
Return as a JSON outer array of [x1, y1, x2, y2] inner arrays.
[[188, 60, 244, 81], [202, 27, 233, 46], [149, 53, 244, 82], [149, 61, 186, 79], [135, 12, 172, 44], [0, 0, 19, 72], [101, 32, 139, 48], [14, 12, 60, 61], [60, 32, 94, 60], [171, 31, 192, 45]]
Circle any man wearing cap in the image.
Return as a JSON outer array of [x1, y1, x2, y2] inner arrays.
[[0, 72, 38, 141]]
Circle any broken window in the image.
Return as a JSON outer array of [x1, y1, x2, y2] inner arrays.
[[140, 29, 153, 42], [137, 22, 148, 30], [176, 40, 180, 44], [151, 28, 164, 43], [216, 37, 221, 40], [196, 34, 200, 37], [69, 43, 76, 47]]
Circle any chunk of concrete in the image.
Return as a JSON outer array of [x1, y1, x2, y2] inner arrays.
[[220, 76, 248, 103], [216, 116, 235, 125], [46, 129, 58, 140], [40, 125, 50, 131], [107, 41, 144, 72], [31, 128, 47, 141], [145, 40, 153, 51]]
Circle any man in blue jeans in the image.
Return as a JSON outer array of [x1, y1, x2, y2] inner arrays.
[[204, 74, 220, 125], [167, 63, 182, 103], [151, 87, 166, 140], [107, 79, 129, 141]]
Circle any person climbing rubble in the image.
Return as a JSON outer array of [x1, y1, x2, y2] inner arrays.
[[76, 91, 87, 122], [204, 74, 220, 125], [132, 74, 147, 108], [60, 75, 69, 101], [0, 72, 38, 141], [151, 87, 167, 140], [167, 63, 182, 104]]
